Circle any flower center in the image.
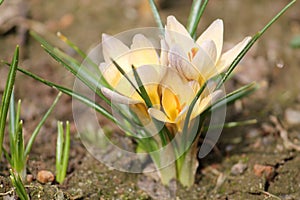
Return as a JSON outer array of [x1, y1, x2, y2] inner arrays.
[[188, 47, 199, 61]]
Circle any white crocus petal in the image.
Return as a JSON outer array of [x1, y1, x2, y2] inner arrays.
[[216, 36, 251, 73], [129, 34, 159, 67], [165, 16, 194, 54], [196, 19, 224, 62], [199, 40, 217, 63], [101, 87, 142, 104], [148, 108, 172, 123], [191, 46, 215, 80], [160, 39, 169, 67], [102, 34, 130, 65], [168, 45, 199, 80]]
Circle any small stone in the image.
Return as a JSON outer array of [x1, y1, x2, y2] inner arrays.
[[26, 174, 34, 183], [37, 170, 54, 184], [253, 164, 275, 181], [285, 108, 300, 125], [231, 162, 247, 175]]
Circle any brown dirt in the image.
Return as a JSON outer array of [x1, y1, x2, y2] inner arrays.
[[0, 0, 300, 199]]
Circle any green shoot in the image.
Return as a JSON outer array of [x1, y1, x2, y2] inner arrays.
[[9, 169, 29, 200], [187, 0, 209, 37], [56, 121, 70, 184], [0, 0, 4, 5], [148, 0, 164, 31], [0, 46, 19, 157], [5, 91, 61, 180]]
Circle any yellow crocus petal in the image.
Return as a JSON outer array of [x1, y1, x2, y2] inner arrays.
[[162, 88, 181, 122], [192, 90, 224, 118], [216, 36, 251, 73], [130, 103, 151, 125], [129, 34, 160, 67], [145, 85, 160, 108], [196, 19, 224, 62]]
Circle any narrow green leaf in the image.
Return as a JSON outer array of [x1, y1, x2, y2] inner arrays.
[[16, 67, 119, 126], [131, 65, 152, 107], [9, 169, 29, 200], [216, 0, 296, 89], [9, 90, 15, 136], [111, 59, 145, 100], [56, 121, 63, 182], [210, 82, 258, 113], [61, 121, 70, 183], [0, 0, 4, 5], [148, 0, 164, 31], [0, 46, 19, 157], [57, 32, 101, 74], [31, 31, 111, 89], [203, 119, 257, 131], [187, 0, 209, 37], [25, 92, 62, 156], [15, 120, 25, 173]]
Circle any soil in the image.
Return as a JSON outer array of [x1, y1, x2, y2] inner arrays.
[[1, 0, 300, 199]]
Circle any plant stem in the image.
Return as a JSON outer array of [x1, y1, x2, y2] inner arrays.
[[0, 46, 19, 157]]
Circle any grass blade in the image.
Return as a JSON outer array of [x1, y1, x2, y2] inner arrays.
[[57, 32, 101, 74], [0, 0, 4, 5], [0, 46, 19, 156], [16, 66, 116, 123], [187, 0, 209, 37], [25, 92, 62, 156], [56, 121, 63, 182], [216, 0, 296, 89], [9, 169, 29, 200], [207, 83, 258, 114], [148, 0, 163, 31], [61, 121, 70, 184], [131, 65, 152, 107]]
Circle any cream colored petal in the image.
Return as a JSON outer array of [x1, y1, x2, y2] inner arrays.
[[102, 34, 130, 64], [191, 46, 216, 80], [160, 39, 169, 67], [196, 19, 224, 61], [199, 40, 217, 63], [129, 34, 159, 67], [168, 45, 199, 80], [165, 16, 194, 54], [148, 108, 172, 123], [216, 36, 251, 73], [101, 87, 142, 104]]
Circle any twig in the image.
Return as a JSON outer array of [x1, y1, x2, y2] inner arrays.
[[0, 189, 14, 196], [270, 116, 300, 151]]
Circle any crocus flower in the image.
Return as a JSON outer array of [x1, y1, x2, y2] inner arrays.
[[100, 36, 220, 133], [164, 16, 251, 84]]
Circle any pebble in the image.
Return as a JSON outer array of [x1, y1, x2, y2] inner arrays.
[[37, 170, 54, 184], [285, 108, 300, 125], [26, 174, 34, 183], [253, 164, 275, 181], [231, 162, 247, 175]]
